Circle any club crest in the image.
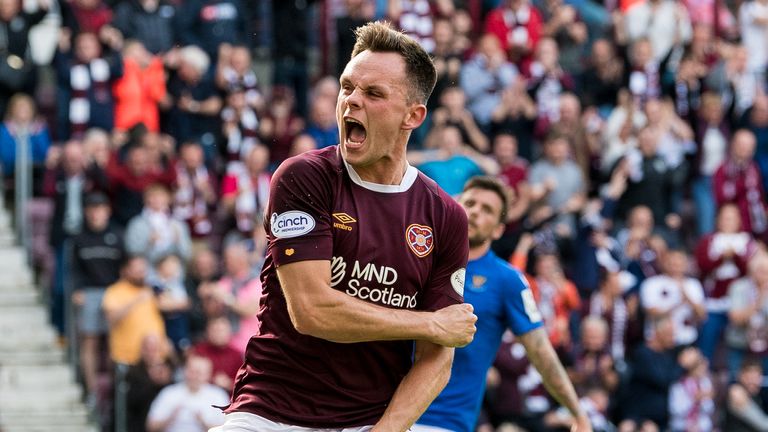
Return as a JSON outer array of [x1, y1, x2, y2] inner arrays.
[[406, 224, 434, 257]]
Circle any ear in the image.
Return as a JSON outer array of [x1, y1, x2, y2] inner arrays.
[[491, 222, 506, 241], [402, 103, 427, 131]]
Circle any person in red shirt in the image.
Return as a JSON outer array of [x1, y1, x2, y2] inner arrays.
[[191, 316, 243, 391], [484, 0, 544, 69]]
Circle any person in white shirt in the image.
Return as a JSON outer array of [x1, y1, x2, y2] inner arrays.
[[146, 355, 230, 432], [640, 249, 707, 346], [739, 0, 768, 75]]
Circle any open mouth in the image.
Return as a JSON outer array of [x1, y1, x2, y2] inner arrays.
[[344, 117, 367, 148]]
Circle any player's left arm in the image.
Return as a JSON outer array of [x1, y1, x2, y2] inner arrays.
[[372, 340, 454, 432], [519, 327, 593, 432]]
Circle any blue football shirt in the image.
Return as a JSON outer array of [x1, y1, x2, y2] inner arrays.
[[417, 250, 543, 432]]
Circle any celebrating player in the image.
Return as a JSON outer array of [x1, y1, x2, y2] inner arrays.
[[211, 21, 477, 432], [414, 176, 592, 432]]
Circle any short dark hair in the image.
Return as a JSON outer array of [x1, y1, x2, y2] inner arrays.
[[462, 176, 510, 224], [351, 21, 437, 104]]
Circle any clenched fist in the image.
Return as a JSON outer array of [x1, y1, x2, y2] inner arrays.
[[431, 303, 478, 347]]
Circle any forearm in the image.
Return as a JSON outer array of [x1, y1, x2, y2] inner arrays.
[[374, 342, 454, 432], [288, 286, 437, 343], [732, 399, 768, 431], [520, 328, 584, 420]]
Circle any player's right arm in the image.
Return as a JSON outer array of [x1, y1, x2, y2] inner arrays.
[[519, 327, 592, 432], [277, 260, 476, 346]]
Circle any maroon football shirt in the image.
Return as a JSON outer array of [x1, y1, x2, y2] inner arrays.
[[225, 146, 469, 427]]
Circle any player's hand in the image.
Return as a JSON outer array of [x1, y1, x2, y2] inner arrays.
[[431, 303, 477, 347], [571, 415, 593, 432]]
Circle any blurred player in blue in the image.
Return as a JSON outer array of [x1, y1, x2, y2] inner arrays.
[[414, 176, 592, 432]]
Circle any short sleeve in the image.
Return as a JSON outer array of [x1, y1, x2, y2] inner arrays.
[[420, 198, 469, 311], [266, 155, 334, 267], [503, 267, 544, 336], [101, 286, 121, 313]]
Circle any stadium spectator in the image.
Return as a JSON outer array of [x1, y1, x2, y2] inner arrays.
[[387, 0, 454, 54], [125, 333, 176, 432], [461, 33, 519, 130], [428, 17, 464, 111], [579, 39, 625, 113], [125, 183, 192, 269], [624, 38, 663, 106], [427, 86, 490, 153], [624, 0, 692, 62], [567, 316, 619, 395], [539, 0, 589, 75], [258, 85, 304, 167], [739, 0, 768, 75], [70, 191, 124, 406], [215, 44, 262, 109], [484, 0, 544, 68], [691, 92, 730, 236], [528, 132, 586, 238], [746, 95, 768, 192], [106, 140, 176, 226], [61, 0, 114, 35], [113, 40, 166, 133], [408, 124, 499, 196], [172, 142, 216, 240], [639, 248, 706, 347], [0, 0, 49, 116], [616, 204, 667, 286], [305, 96, 339, 149], [150, 254, 191, 353], [270, 0, 314, 117], [548, 93, 599, 188], [185, 247, 221, 339], [725, 252, 768, 379], [221, 88, 259, 171], [198, 241, 260, 354], [619, 316, 700, 431], [112, 0, 176, 55], [44, 139, 108, 334], [528, 38, 576, 136], [586, 266, 638, 362], [219, 144, 270, 238], [173, 0, 247, 58], [190, 316, 242, 391], [695, 204, 757, 362], [713, 129, 768, 241], [615, 127, 684, 233], [705, 46, 758, 119], [102, 255, 165, 365], [162, 45, 222, 161], [724, 359, 768, 431], [287, 133, 318, 158], [81, 128, 110, 169], [336, 0, 375, 77], [600, 90, 644, 173], [489, 79, 537, 161], [55, 30, 123, 140], [668, 352, 715, 432], [531, 252, 581, 349], [0, 93, 51, 177]]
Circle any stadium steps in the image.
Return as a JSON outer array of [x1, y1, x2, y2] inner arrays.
[[0, 207, 97, 432]]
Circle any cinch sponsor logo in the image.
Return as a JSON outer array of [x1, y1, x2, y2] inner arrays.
[[330, 256, 416, 309], [270, 211, 316, 238], [332, 212, 356, 231]]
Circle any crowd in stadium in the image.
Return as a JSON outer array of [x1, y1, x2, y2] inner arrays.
[[2, 0, 768, 431]]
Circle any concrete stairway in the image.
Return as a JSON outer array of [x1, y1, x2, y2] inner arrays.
[[0, 208, 96, 432]]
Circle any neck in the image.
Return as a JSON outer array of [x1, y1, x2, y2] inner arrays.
[[353, 158, 408, 185], [468, 241, 492, 260]]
